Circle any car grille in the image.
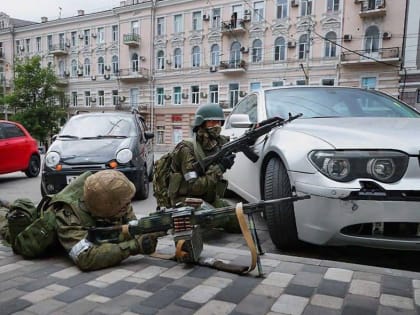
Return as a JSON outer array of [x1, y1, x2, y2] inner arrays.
[[62, 164, 106, 171]]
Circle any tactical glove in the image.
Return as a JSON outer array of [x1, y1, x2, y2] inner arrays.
[[218, 153, 236, 172], [133, 232, 163, 255]]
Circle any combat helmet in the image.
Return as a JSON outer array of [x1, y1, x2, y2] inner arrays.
[[192, 103, 225, 131], [84, 170, 135, 218]]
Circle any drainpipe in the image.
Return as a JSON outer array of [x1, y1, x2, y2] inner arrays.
[[399, 0, 410, 100], [150, 0, 156, 133]]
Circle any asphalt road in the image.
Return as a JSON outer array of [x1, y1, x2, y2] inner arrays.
[[1, 169, 420, 273]]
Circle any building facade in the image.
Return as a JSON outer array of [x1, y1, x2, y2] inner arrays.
[[0, 0, 410, 151]]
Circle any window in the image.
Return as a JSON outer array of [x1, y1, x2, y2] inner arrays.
[[210, 85, 219, 104], [157, 17, 165, 35], [71, 60, 77, 77], [274, 37, 286, 61], [84, 29, 90, 46], [98, 90, 104, 106], [210, 44, 220, 66], [25, 38, 30, 53], [361, 77, 377, 89], [97, 27, 105, 44], [84, 58, 91, 76], [130, 88, 139, 109], [112, 55, 119, 74], [327, 0, 340, 12], [252, 39, 262, 63], [298, 34, 308, 60], [71, 92, 78, 107], [272, 81, 284, 87], [131, 21, 139, 34], [71, 32, 76, 47], [2, 123, 25, 138], [132, 53, 139, 72], [211, 8, 221, 28], [192, 11, 202, 31], [191, 86, 199, 104], [47, 35, 52, 50], [417, 89, 420, 103], [174, 14, 183, 33], [156, 87, 164, 105], [229, 83, 239, 108], [84, 91, 91, 107], [253, 1, 264, 22], [112, 90, 119, 105], [173, 127, 183, 144], [301, 0, 313, 16], [174, 48, 182, 69], [112, 25, 119, 42], [322, 78, 335, 86], [296, 79, 307, 85], [157, 50, 165, 70], [365, 25, 380, 54], [173, 86, 181, 105], [156, 126, 165, 144], [97, 56, 105, 75], [230, 94, 258, 123], [192, 46, 201, 68], [36, 37, 41, 52], [250, 82, 261, 91], [276, 0, 288, 19], [230, 41, 241, 66], [324, 31, 337, 57], [58, 60, 65, 77]]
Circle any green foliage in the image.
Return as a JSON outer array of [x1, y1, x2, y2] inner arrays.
[[7, 56, 67, 145]]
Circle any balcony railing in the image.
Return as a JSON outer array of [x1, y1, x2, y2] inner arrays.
[[341, 47, 399, 64], [359, 0, 386, 18], [221, 19, 246, 35], [123, 33, 140, 47], [49, 43, 69, 55], [118, 68, 149, 81], [218, 60, 247, 73]]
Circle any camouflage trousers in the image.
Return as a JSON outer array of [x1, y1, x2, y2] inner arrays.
[[0, 207, 10, 245]]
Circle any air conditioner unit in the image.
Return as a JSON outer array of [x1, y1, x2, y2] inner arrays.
[[287, 41, 296, 48], [105, 65, 111, 71], [209, 66, 217, 72], [383, 32, 392, 40], [166, 60, 172, 65], [90, 97, 96, 102], [343, 34, 352, 41], [291, 0, 299, 7], [19, 46, 25, 51], [64, 70, 70, 76], [104, 74, 110, 80], [203, 14, 210, 21], [140, 56, 146, 61], [244, 9, 251, 15], [240, 47, 249, 53], [243, 15, 251, 22], [79, 33, 84, 39], [91, 33, 97, 38]]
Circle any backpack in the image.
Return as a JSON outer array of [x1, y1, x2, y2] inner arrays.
[[153, 140, 200, 208]]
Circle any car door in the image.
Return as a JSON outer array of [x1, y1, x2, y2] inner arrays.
[[223, 93, 263, 201], [0, 122, 28, 172]]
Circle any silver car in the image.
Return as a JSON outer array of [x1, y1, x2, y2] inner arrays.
[[222, 86, 420, 250]]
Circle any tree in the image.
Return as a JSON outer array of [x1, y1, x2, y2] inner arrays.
[[7, 56, 67, 148]]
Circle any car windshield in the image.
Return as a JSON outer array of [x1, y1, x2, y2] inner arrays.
[[60, 115, 136, 138], [265, 88, 420, 119]]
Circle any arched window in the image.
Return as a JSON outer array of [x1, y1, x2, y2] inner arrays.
[[274, 37, 286, 61], [174, 48, 182, 69], [365, 25, 379, 53], [84, 58, 90, 76], [112, 55, 119, 74], [97, 56, 105, 74], [230, 42, 241, 66], [58, 60, 65, 76], [298, 34, 308, 60], [324, 31, 337, 57], [132, 53, 139, 72], [157, 50, 165, 70], [211, 44, 220, 66], [192, 46, 201, 68], [252, 39, 263, 63], [71, 59, 77, 77]]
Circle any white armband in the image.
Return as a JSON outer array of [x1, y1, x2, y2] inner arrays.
[[184, 171, 198, 182], [69, 239, 93, 263]]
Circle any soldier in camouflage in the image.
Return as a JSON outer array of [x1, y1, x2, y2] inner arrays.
[[168, 103, 240, 232]]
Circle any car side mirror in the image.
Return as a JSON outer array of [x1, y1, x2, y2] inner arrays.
[[145, 132, 154, 140], [51, 134, 58, 141], [230, 114, 253, 128]]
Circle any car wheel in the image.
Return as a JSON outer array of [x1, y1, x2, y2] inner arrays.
[[148, 164, 154, 182], [263, 157, 300, 250], [135, 168, 149, 200], [24, 155, 41, 178]]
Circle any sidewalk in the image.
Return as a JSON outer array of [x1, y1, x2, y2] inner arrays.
[[1, 235, 420, 315]]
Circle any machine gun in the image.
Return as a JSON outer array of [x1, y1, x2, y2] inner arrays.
[[193, 113, 302, 173], [87, 194, 310, 276]]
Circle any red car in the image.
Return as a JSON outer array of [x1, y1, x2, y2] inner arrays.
[[0, 120, 41, 177]]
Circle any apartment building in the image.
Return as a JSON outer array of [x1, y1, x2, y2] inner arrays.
[[0, 0, 408, 151]]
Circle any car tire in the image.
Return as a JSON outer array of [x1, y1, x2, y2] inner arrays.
[[263, 157, 300, 250], [24, 155, 41, 178], [148, 164, 154, 182], [135, 168, 149, 200]]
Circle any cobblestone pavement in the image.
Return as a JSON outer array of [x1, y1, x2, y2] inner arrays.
[[1, 234, 420, 315]]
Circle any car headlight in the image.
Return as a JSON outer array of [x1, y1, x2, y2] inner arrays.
[[45, 151, 61, 168], [308, 150, 408, 183], [116, 149, 133, 164]]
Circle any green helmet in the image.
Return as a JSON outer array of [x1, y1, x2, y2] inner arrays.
[[193, 103, 225, 131], [84, 170, 135, 218]]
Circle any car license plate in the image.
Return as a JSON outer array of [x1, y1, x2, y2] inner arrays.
[[66, 176, 77, 184]]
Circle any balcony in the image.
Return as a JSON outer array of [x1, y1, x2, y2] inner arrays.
[[56, 75, 69, 86], [221, 19, 247, 35], [341, 47, 399, 65], [49, 43, 69, 56], [118, 68, 149, 82], [359, 0, 386, 18], [218, 60, 247, 73], [0, 48, 4, 63], [123, 33, 140, 47]]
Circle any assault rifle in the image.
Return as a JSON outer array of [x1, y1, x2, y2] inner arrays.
[[87, 194, 310, 276], [193, 113, 302, 173]]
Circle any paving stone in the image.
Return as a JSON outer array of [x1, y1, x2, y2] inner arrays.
[[136, 276, 174, 292], [252, 284, 284, 298], [24, 265, 66, 279], [379, 293, 415, 310], [187, 265, 218, 278], [0, 288, 27, 302], [181, 284, 221, 303], [85, 293, 111, 303], [160, 265, 193, 279], [275, 261, 304, 274], [291, 271, 323, 287], [302, 304, 341, 315], [324, 268, 353, 282], [415, 289, 420, 306], [413, 280, 420, 289], [173, 298, 202, 310], [126, 288, 153, 298], [55, 299, 98, 315], [50, 266, 81, 279], [342, 294, 378, 315], [25, 298, 67, 314], [194, 300, 236, 315], [349, 279, 380, 298], [215, 275, 262, 303], [130, 303, 159, 315], [54, 284, 97, 303], [234, 293, 276, 315], [202, 276, 233, 288], [271, 294, 309, 315], [20, 284, 69, 303], [284, 283, 316, 298], [316, 279, 349, 298], [310, 294, 343, 309], [17, 275, 58, 291], [377, 305, 418, 315], [0, 298, 32, 315], [381, 275, 413, 298], [97, 280, 137, 298], [156, 303, 195, 315], [262, 271, 294, 288], [141, 287, 185, 308], [57, 272, 98, 288], [301, 265, 328, 274], [95, 269, 135, 284], [130, 266, 168, 280], [353, 271, 382, 283], [171, 275, 203, 288]]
